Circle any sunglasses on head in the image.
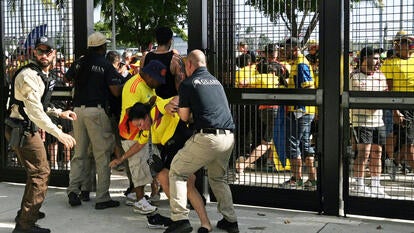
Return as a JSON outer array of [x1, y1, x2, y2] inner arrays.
[[36, 48, 53, 56]]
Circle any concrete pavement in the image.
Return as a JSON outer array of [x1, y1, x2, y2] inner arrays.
[[1, 172, 414, 233]]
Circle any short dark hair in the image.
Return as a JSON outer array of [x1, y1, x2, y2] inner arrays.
[[236, 53, 252, 68], [125, 96, 156, 133], [359, 46, 383, 64], [128, 102, 151, 121], [106, 50, 121, 64], [238, 41, 247, 47], [155, 27, 173, 45], [265, 43, 277, 55]]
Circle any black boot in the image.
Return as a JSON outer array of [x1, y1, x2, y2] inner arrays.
[[68, 192, 81, 206], [15, 210, 45, 222], [12, 224, 51, 233], [79, 191, 90, 201], [217, 218, 239, 233], [95, 200, 120, 210]]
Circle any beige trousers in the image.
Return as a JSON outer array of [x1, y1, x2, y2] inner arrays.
[[169, 131, 237, 222]]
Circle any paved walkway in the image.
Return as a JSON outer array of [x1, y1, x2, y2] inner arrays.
[[1, 172, 414, 233]]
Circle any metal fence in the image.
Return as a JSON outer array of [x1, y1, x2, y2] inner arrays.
[[1, 0, 75, 177], [1, 0, 414, 220], [213, 0, 321, 188], [343, 0, 414, 219], [346, 1, 414, 201], [209, 0, 414, 219]]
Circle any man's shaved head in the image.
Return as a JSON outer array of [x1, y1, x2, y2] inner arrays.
[[187, 50, 206, 68]]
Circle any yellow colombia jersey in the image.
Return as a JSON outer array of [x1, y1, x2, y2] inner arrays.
[[380, 55, 414, 92], [235, 64, 258, 88], [287, 54, 316, 114], [137, 97, 180, 145], [235, 64, 280, 88], [119, 73, 156, 141]]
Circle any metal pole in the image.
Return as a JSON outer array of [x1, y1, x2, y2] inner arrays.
[[400, 0, 403, 30], [379, 7, 383, 47], [112, 0, 116, 50]]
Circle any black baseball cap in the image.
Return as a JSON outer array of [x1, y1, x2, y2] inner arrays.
[[35, 36, 55, 50]]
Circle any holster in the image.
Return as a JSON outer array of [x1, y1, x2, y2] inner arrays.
[[5, 117, 27, 148]]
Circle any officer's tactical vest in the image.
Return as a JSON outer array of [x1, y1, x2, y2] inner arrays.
[[8, 63, 56, 128]]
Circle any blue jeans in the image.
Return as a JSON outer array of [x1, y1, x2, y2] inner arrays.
[[286, 112, 315, 159]]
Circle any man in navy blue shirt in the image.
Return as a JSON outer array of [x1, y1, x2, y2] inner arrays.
[[164, 50, 239, 233], [65, 31, 122, 210]]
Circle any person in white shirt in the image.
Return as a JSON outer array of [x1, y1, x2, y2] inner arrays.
[[350, 46, 389, 198]]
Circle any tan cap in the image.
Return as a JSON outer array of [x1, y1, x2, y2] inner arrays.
[[393, 30, 410, 41], [87, 32, 109, 47]]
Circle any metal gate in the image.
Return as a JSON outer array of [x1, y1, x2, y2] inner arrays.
[[207, 0, 323, 212], [0, 0, 92, 187], [204, 0, 414, 219], [2, 0, 414, 220], [342, 0, 414, 220]]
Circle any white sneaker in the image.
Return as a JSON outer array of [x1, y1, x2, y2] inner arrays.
[[370, 185, 391, 198], [133, 198, 157, 214], [125, 192, 137, 206], [352, 185, 372, 196]]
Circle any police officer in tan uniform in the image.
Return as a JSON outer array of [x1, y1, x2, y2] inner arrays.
[[6, 36, 76, 233]]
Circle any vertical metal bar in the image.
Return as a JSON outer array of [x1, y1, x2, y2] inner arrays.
[[188, 0, 209, 201], [400, 0, 403, 30], [188, 0, 208, 52], [0, 0, 6, 176], [111, 0, 116, 50], [73, 0, 94, 58], [320, 0, 342, 216], [342, 0, 351, 218]]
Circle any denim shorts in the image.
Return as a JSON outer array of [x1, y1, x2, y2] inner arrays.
[[286, 112, 315, 159]]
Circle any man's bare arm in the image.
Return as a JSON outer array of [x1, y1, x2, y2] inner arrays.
[[171, 54, 186, 90], [177, 107, 191, 122]]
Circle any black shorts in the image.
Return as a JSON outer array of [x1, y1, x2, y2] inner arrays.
[[353, 126, 386, 145], [160, 121, 193, 169]]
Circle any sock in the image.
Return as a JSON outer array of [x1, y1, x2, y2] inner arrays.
[[371, 176, 380, 187], [356, 177, 364, 186]]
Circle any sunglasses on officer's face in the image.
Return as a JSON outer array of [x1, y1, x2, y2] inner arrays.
[[35, 48, 54, 56]]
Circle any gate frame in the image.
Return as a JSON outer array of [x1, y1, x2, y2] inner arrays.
[[0, 0, 93, 187], [186, 0, 345, 214], [320, 0, 342, 216], [341, 0, 414, 220]]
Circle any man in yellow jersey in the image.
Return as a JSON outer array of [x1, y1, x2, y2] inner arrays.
[[381, 33, 414, 175], [279, 37, 317, 189], [114, 60, 167, 215], [121, 97, 212, 231], [235, 44, 287, 173]]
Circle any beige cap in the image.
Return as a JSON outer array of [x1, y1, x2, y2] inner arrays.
[[88, 32, 109, 47], [394, 30, 409, 41]]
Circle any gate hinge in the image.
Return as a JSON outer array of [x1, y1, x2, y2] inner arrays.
[[341, 91, 349, 108], [316, 89, 323, 105]]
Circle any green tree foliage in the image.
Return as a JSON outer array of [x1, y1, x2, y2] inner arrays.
[[245, 0, 381, 46], [95, 0, 187, 50], [245, 0, 318, 46]]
